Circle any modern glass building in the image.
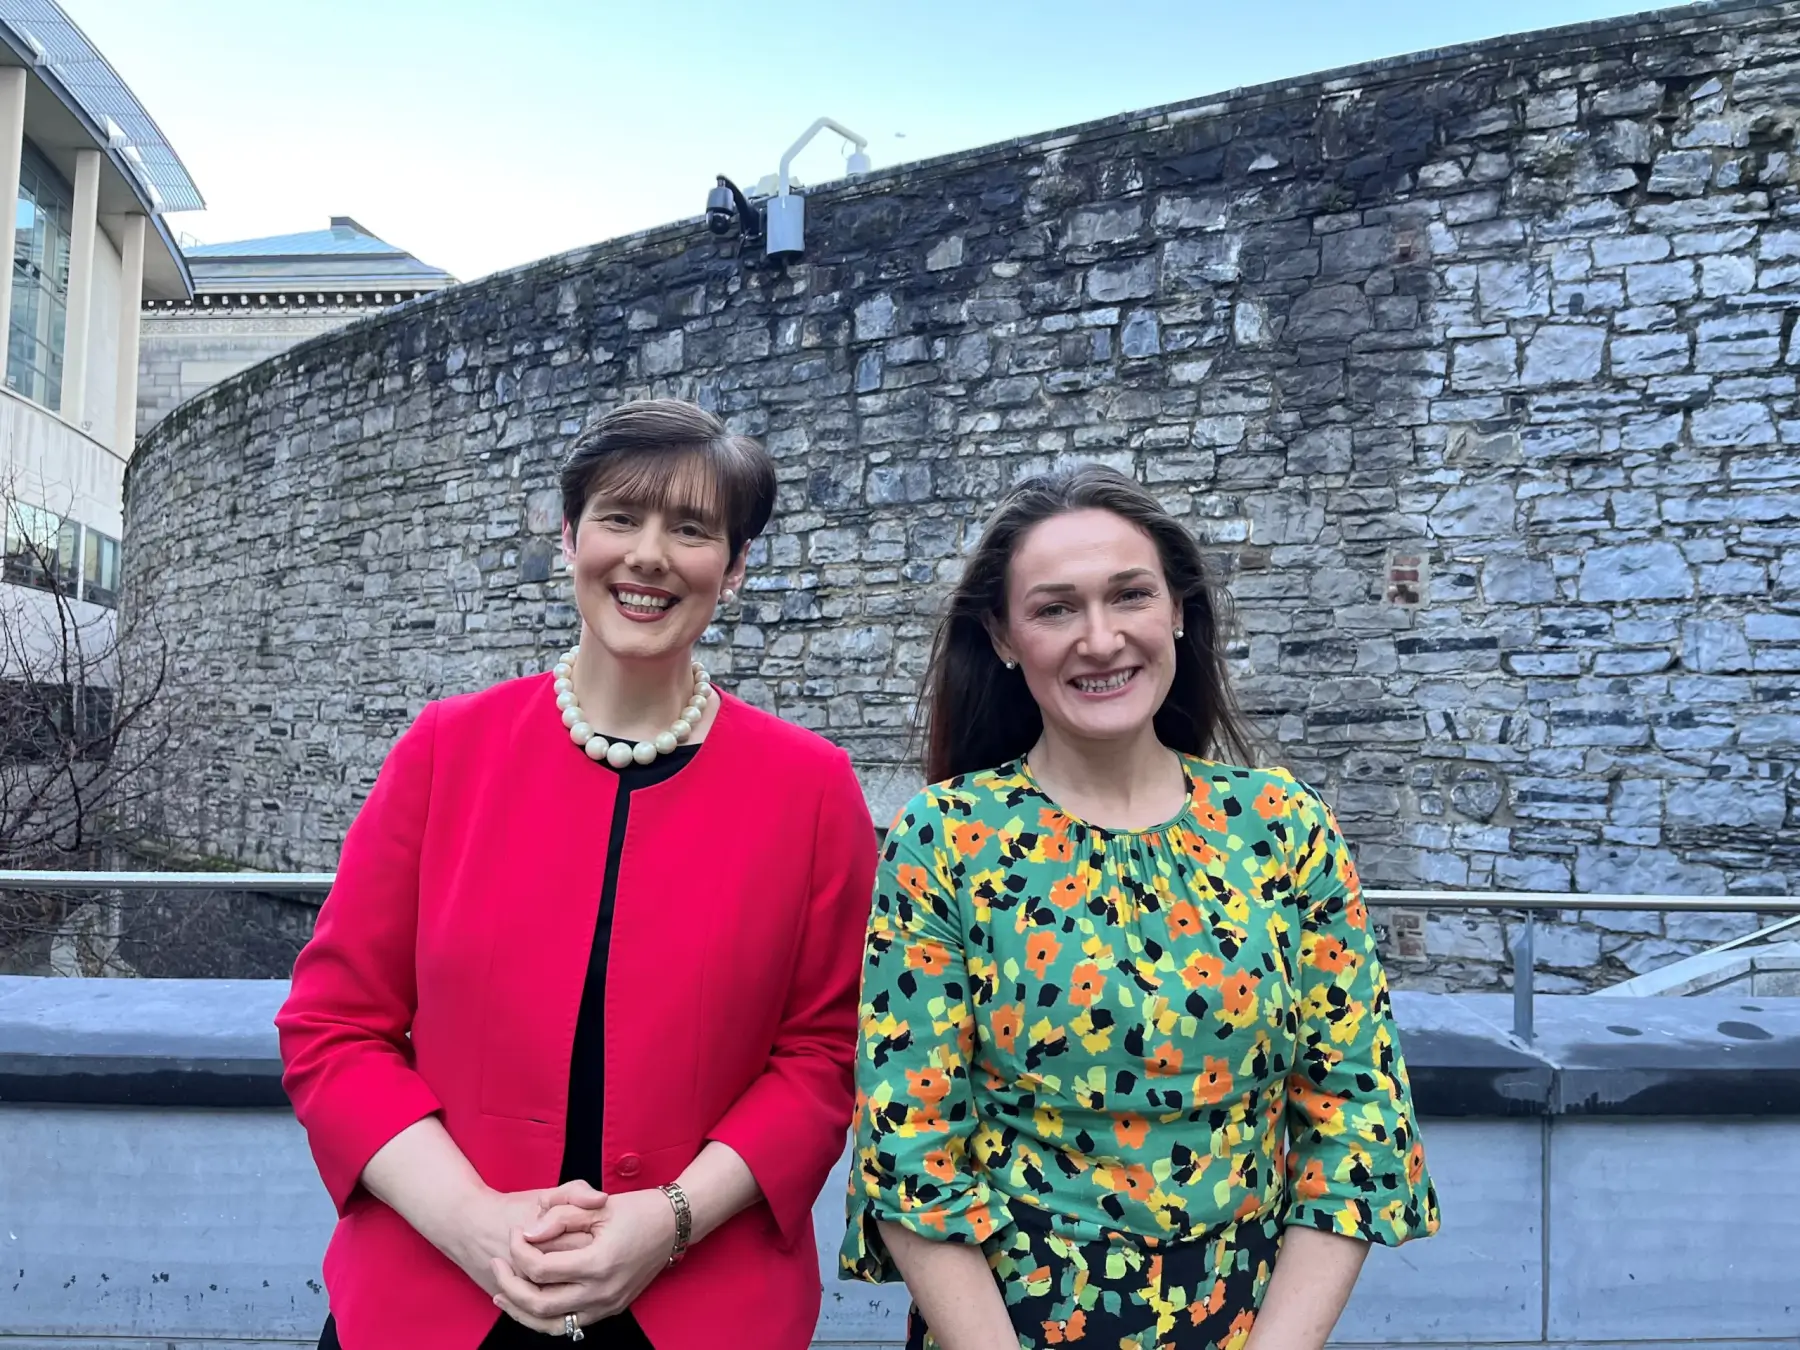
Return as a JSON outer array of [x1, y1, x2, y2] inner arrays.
[[0, 0, 198, 779], [0, 0, 199, 619]]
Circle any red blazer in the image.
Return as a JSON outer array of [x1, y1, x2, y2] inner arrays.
[[275, 676, 877, 1350]]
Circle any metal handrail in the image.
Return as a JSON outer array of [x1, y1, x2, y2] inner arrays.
[[1, 871, 1796, 911], [0, 870, 334, 893], [3, 872, 1796, 1045]]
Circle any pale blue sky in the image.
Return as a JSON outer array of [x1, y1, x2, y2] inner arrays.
[[69, 0, 1663, 282]]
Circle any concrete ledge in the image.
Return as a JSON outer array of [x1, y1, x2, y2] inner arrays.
[[5, 979, 1798, 1117]]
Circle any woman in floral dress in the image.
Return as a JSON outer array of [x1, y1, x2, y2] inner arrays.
[[842, 466, 1439, 1350]]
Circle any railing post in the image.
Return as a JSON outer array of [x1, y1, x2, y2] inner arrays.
[[1511, 911, 1535, 1043]]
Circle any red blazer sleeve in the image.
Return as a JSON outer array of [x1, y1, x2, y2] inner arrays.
[[275, 702, 445, 1214], [707, 747, 876, 1243]]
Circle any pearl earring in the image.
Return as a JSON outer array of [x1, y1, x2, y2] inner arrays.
[[1004, 659, 1017, 670], [721, 587, 738, 606], [1174, 627, 1184, 639]]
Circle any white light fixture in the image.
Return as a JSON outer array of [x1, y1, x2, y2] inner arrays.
[[122, 144, 144, 168], [18, 30, 45, 65], [101, 115, 126, 148], [764, 117, 870, 260], [145, 183, 163, 214]]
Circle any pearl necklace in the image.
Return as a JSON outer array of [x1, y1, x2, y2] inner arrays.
[[551, 646, 713, 768]]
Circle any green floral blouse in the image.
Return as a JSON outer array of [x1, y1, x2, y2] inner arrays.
[[841, 755, 1440, 1281]]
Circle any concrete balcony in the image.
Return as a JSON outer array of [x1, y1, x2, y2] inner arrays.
[[1, 977, 1795, 1348]]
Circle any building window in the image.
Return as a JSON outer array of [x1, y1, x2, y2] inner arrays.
[[8, 142, 73, 412], [0, 680, 112, 762], [82, 527, 119, 608], [4, 499, 74, 590], [3, 500, 114, 608]]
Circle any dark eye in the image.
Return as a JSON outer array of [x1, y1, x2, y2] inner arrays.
[[1118, 588, 1155, 603], [1036, 602, 1072, 619]]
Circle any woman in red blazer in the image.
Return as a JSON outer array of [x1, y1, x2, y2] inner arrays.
[[276, 400, 877, 1349]]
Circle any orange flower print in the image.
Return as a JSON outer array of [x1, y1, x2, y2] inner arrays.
[[1025, 931, 1062, 978], [1252, 781, 1289, 820], [1097, 1162, 1156, 1200], [949, 820, 996, 858], [1114, 1113, 1149, 1149], [1309, 935, 1353, 974], [1193, 1056, 1235, 1105], [906, 941, 951, 976], [906, 1067, 952, 1106], [1168, 901, 1204, 936], [1041, 833, 1075, 862], [966, 1202, 997, 1241], [1070, 962, 1106, 1007], [1219, 970, 1261, 1027], [1190, 782, 1229, 833], [1289, 1081, 1347, 1127], [1145, 1042, 1184, 1078], [1180, 951, 1225, 989], [1173, 827, 1219, 865], [924, 1148, 958, 1182], [1295, 1157, 1330, 1199], [1191, 1278, 1228, 1323], [895, 863, 932, 901], [1408, 1142, 1427, 1186], [1043, 1309, 1088, 1344], [1038, 806, 1074, 833], [1345, 893, 1369, 930], [1224, 1309, 1257, 1350], [1048, 873, 1089, 909], [991, 1003, 1024, 1053]]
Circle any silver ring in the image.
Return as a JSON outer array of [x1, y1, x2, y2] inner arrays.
[[564, 1313, 584, 1341]]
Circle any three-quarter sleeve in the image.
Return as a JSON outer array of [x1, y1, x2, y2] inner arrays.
[[275, 703, 446, 1214], [1281, 786, 1440, 1247], [840, 793, 1011, 1283], [706, 747, 877, 1245]]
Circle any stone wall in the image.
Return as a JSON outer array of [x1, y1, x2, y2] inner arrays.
[[123, 0, 1800, 991]]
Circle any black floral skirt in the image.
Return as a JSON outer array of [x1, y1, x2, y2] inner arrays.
[[319, 1309, 652, 1348], [906, 1210, 1282, 1350]]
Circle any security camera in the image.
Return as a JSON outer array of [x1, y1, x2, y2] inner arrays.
[[705, 175, 763, 245]]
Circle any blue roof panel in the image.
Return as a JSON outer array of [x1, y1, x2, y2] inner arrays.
[[0, 0, 203, 213], [187, 228, 408, 260]]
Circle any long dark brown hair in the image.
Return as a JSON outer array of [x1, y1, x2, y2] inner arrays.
[[921, 464, 1255, 783]]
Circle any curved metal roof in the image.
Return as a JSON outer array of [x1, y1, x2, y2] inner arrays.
[[0, 0, 203, 213]]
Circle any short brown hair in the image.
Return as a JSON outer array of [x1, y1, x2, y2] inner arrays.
[[559, 400, 776, 559]]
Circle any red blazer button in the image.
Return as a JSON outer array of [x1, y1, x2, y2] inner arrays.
[[617, 1153, 641, 1178]]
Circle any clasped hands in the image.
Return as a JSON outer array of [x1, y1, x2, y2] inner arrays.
[[456, 1179, 677, 1335]]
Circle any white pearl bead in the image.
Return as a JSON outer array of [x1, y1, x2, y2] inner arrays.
[[553, 664, 571, 680], [554, 677, 573, 694], [695, 683, 713, 700], [605, 740, 634, 768], [672, 718, 692, 740], [584, 734, 609, 760], [654, 731, 677, 754], [556, 690, 577, 710], [684, 705, 704, 725], [632, 741, 658, 765], [569, 721, 592, 744], [562, 706, 582, 728]]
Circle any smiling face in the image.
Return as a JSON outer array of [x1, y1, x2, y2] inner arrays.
[[561, 454, 744, 667], [991, 508, 1183, 748]]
